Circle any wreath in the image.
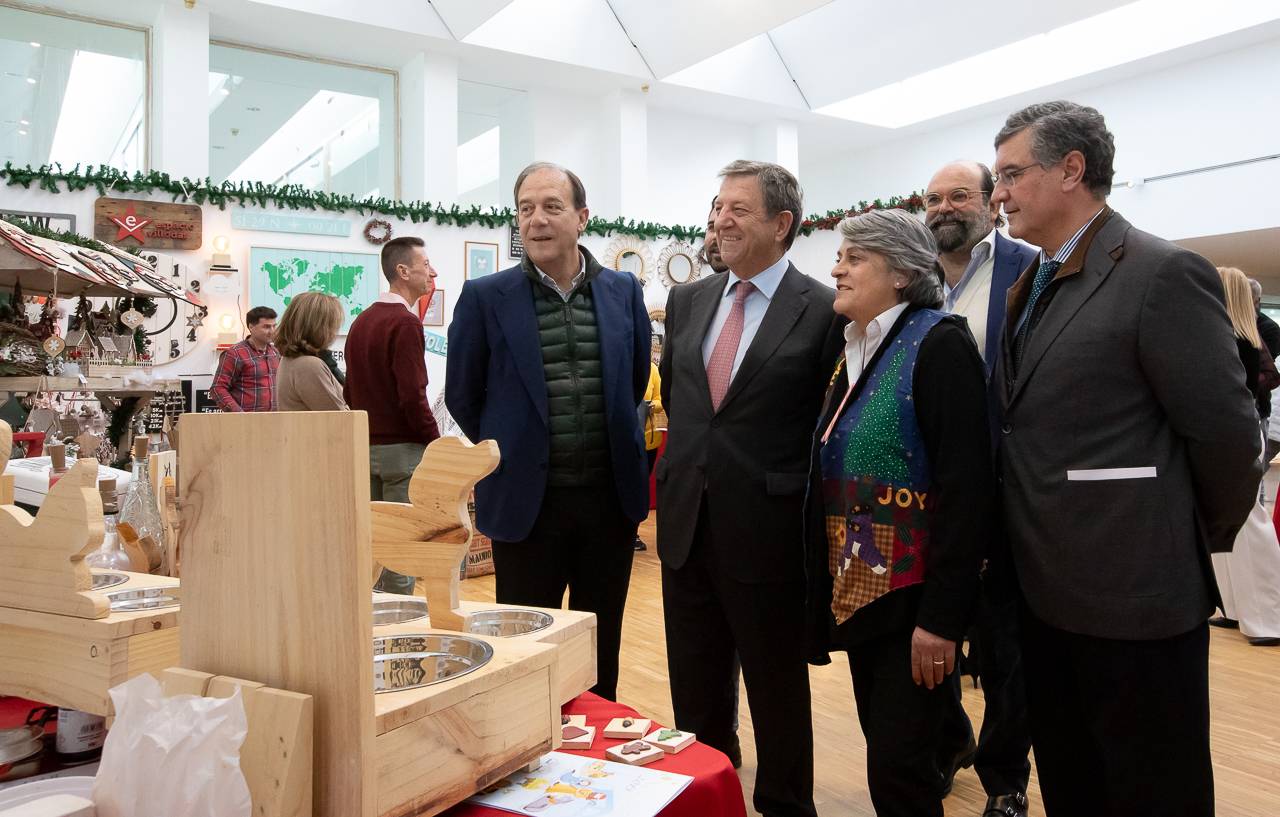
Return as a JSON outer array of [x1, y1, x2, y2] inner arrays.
[[364, 218, 393, 245]]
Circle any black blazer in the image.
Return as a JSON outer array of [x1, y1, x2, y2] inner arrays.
[[656, 263, 841, 584], [994, 210, 1261, 640], [803, 309, 995, 664]]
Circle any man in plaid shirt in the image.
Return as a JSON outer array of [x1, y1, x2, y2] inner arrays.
[[210, 306, 280, 412]]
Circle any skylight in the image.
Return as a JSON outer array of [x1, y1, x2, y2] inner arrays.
[[817, 0, 1280, 128]]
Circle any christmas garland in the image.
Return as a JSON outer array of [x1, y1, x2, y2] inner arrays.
[[1, 162, 924, 243]]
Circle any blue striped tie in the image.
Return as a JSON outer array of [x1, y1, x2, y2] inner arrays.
[[1013, 259, 1062, 371]]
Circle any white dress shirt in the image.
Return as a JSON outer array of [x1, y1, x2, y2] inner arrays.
[[376, 291, 414, 312], [701, 255, 789, 381], [822, 302, 910, 443], [943, 230, 997, 364], [534, 252, 587, 302]]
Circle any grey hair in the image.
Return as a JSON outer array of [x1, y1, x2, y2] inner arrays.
[[994, 101, 1115, 197], [514, 161, 587, 209], [718, 160, 803, 249], [1249, 278, 1263, 300], [838, 209, 944, 309]]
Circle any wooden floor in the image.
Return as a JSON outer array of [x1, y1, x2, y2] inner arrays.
[[459, 513, 1280, 817]]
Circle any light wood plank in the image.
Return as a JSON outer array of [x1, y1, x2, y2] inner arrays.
[[179, 411, 376, 817]]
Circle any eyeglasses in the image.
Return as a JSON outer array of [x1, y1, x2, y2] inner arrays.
[[991, 162, 1043, 187], [923, 188, 991, 210]]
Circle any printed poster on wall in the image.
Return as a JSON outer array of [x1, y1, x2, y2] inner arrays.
[[248, 247, 381, 334]]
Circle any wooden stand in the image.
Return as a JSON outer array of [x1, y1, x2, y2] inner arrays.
[[178, 412, 571, 817], [370, 440, 598, 705], [0, 422, 180, 715]]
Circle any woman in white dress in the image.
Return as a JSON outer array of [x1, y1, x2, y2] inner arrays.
[[1210, 266, 1280, 646]]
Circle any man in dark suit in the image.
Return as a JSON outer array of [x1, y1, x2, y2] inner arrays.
[[658, 160, 839, 817], [446, 162, 650, 701], [925, 160, 1038, 817], [991, 101, 1261, 816]]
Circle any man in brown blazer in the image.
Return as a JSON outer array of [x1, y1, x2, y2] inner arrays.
[[990, 101, 1261, 816]]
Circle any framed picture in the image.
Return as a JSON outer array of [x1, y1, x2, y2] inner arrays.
[[418, 289, 445, 326], [466, 241, 500, 280], [248, 246, 381, 334]]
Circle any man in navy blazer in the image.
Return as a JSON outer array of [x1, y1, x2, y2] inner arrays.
[[924, 160, 1038, 817], [446, 162, 650, 700]]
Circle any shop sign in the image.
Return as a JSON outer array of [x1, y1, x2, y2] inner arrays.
[[94, 197, 203, 251]]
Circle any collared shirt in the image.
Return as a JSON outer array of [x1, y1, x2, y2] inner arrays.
[[1015, 207, 1107, 334], [701, 255, 789, 381], [822, 302, 910, 443], [534, 252, 587, 302], [943, 230, 997, 364], [210, 338, 280, 412], [376, 291, 415, 312]]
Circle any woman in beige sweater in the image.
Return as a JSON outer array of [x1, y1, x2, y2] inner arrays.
[[274, 291, 348, 411]]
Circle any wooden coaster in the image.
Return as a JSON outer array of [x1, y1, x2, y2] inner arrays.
[[643, 727, 695, 754], [602, 717, 650, 739], [561, 724, 595, 750], [605, 740, 664, 766], [561, 714, 587, 729]]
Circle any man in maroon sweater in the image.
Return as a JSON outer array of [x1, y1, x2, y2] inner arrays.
[[345, 235, 441, 594]]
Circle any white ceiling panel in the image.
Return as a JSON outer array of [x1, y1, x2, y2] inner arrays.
[[663, 35, 807, 110], [607, 0, 834, 78], [429, 0, 515, 40], [771, 0, 1133, 108], [463, 0, 650, 78]]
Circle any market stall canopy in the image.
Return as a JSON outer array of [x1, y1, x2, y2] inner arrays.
[[0, 220, 201, 306]]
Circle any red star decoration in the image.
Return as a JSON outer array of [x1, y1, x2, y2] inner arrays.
[[110, 205, 152, 243]]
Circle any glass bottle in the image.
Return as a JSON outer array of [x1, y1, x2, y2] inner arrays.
[[86, 477, 133, 571], [117, 436, 165, 574]]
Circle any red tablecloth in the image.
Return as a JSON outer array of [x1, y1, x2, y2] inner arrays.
[[445, 692, 746, 817]]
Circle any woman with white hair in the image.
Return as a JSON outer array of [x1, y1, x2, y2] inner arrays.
[[803, 209, 997, 817]]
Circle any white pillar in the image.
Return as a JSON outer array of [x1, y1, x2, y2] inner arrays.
[[401, 53, 458, 204], [498, 92, 534, 210], [754, 120, 800, 178], [596, 89, 647, 221], [152, 2, 209, 178]]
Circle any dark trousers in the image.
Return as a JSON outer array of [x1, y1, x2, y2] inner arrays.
[[848, 627, 955, 817], [662, 505, 815, 817], [492, 486, 636, 701], [1021, 607, 1213, 817], [941, 584, 1032, 797]]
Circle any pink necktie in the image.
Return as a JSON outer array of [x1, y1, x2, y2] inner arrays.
[[706, 281, 755, 411]]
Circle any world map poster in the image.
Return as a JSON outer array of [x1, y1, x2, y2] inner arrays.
[[249, 246, 382, 334]]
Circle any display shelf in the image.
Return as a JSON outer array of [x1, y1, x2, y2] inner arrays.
[[0, 376, 181, 394]]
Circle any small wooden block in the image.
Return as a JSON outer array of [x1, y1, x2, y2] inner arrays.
[[561, 714, 586, 729], [561, 724, 595, 750], [605, 740, 664, 766], [643, 727, 695, 754], [602, 716, 650, 739]]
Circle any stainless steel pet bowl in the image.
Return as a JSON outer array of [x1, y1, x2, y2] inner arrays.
[[90, 571, 129, 591], [106, 585, 179, 612], [372, 633, 494, 693], [466, 608, 554, 637], [372, 595, 429, 625]]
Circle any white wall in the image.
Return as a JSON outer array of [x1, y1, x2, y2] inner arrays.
[[801, 36, 1280, 245], [645, 107, 756, 228]]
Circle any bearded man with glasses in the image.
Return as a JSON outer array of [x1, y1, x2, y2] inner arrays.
[[924, 160, 1038, 817]]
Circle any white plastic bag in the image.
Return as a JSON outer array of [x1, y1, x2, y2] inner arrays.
[[92, 673, 252, 817]]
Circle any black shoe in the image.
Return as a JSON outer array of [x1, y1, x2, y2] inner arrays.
[[1248, 636, 1280, 646], [1209, 616, 1240, 629], [633, 536, 647, 551], [983, 792, 1028, 817], [940, 738, 977, 797]]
